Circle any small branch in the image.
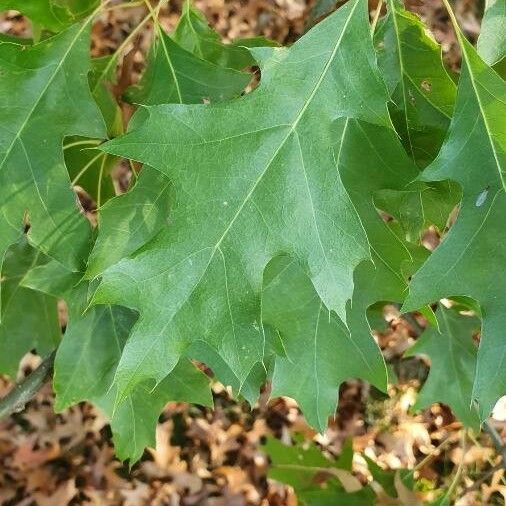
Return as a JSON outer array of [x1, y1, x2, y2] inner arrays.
[[0, 351, 56, 421], [411, 435, 454, 474], [462, 462, 504, 494], [483, 419, 506, 467], [443, 430, 467, 501], [370, 0, 384, 34]]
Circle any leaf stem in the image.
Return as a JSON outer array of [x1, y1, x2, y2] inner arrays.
[[441, 430, 467, 501], [104, 0, 145, 11], [370, 0, 384, 35], [483, 419, 506, 467], [128, 159, 138, 181], [410, 434, 454, 473], [0, 351, 56, 421], [70, 151, 105, 186], [96, 153, 107, 210], [92, 10, 153, 93], [63, 139, 102, 151]]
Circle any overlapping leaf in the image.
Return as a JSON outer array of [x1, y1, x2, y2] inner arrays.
[[477, 0, 505, 67], [404, 15, 506, 418], [95, 0, 398, 405], [375, 0, 457, 167], [87, 166, 172, 277], [22, 259, 212, 463], [405, 305, 481, 430], [125, 25, 251, 106], [372, 0, 460, 242], [0, 20, 105, 270], [263, 256, 386, 431], [262, 117, 436, 429], [172, 1, 277, 70], [0, 238, 59, 377], [0, 0, 99, 33]]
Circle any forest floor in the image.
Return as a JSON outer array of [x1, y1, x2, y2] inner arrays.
[[1, 0, 506, 504]]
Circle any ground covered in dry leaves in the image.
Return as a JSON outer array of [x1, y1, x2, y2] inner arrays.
[[1, 0, 506, 504]]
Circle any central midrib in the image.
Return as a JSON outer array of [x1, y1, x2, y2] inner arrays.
[[212, 0, 360, 252], [0, 19, 93, 173], [112, 0, 362, 393]]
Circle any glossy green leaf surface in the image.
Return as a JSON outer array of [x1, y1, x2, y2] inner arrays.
[[99, 359, 213, 463], [125, 26, 251, 106], [477, 0, 506, 66], [87, 166, 171, 278], [172, 1, 277, 70], [96, 0, 395, 405], [0, 238, 59, 377], [404, 28, 506, 418], [1, 0, 505, 471], [375, 0, 456, 167], [0, 21, 105, 270], [0, 0, 99, 33], [22, 259, 212, 464], [64, 56, 123, 205], [263, 256, 386, 431]]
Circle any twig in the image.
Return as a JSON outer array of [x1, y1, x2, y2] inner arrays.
[[443, 430, 467, 501], [370, 0, 384, 34], [0, 351, 56, 420], [483, 419, 506, 467], [410, 434, 454, 474], [462, 462, 504, 494]]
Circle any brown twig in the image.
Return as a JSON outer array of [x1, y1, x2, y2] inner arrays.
[[0, 351, 56, 421], [462, 462, 504, 494], [483, 419, 506, 467]]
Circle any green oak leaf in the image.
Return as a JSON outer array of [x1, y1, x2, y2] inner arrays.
[[477, 0, 505, 67], [405, 305, 480, 430], [172, 1, 277, 70], [265, 437, 376, 505], [98, 360, 213, 463], [372, 0, 460, 242], [22, 259, 212, 464], [0, 21, 106, 270], [95, 0, 394, 404], [337, 120, 431, 386], [125, 26, 251, 106], [88, 55, 123, 137], [374, 0, 457, 167], [87, 166, 171, 278], [263, 256, 386, 432], [94, 15, 255, 273], [0, 237, 59, 377], [262, 118, 433, 430], [64, 141, 117, 206], [20, 258, 133, 410], [0, 0, 99, 33], [403, 16, 506, 418], [264, 437, 342, 490]]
